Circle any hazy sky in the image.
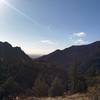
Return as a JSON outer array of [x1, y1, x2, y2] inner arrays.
[[0, 0, 100, 54]]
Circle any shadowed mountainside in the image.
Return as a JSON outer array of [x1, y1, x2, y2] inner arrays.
[[0, 42, 31, 64], [36, 41, 100, 72]]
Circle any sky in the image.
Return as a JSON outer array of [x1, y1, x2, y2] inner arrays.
[[0, 0, 100, 55]]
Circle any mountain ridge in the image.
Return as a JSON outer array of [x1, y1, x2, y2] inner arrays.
[[0, 41, 32, 64], [36, 41, 100, 72]]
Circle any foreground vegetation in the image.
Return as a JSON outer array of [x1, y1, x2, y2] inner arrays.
[[13, 93, 100, 100]]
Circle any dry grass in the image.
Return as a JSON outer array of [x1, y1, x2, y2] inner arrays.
[[16, 93, 99, 100]]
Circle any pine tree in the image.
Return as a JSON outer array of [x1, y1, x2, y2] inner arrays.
[[1, 77, 21, 99], [33, 77, 49, 97], [69, 61, 80, 93], [48, 77, 65, 97], [69, 61, 87, 93]]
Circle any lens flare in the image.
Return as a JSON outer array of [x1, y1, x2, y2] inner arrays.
[[0, 0, 5, 3]]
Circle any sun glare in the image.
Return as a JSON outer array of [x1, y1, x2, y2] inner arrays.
[[0, 0, 5, 6], [0, 0, 8, 5], [1, 0, 5, 2], [0, 0, 7, 15]]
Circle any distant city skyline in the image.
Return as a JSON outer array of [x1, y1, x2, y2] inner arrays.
[[0, 0, 100, 54]]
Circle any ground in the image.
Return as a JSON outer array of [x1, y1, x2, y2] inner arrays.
[[15, 93, 100, 100]]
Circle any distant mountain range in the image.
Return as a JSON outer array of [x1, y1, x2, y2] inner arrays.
[[0, 41, 100, 73], [37, 41, 100, 73]]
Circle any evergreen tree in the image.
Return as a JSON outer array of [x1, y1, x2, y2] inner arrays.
[[33, 77, 49, 97], [1, 77, 21, 98], [69, 61, 87, 93], [78, 77, 87, 92], [69, 63, 79, 93], [48, 77, 65, 97]]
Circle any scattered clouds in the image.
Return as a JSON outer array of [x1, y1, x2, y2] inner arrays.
[[74, 38, 87, 45], [41, 40, 55, 45], [73, 32, 86, 37], [69, 32, 88, 45]]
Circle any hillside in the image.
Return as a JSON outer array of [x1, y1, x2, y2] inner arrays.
[[37, 41, 100, 73], [0, 41, 67, 99], [0, 42, 32, 64], [0, 41, 100, 99]]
